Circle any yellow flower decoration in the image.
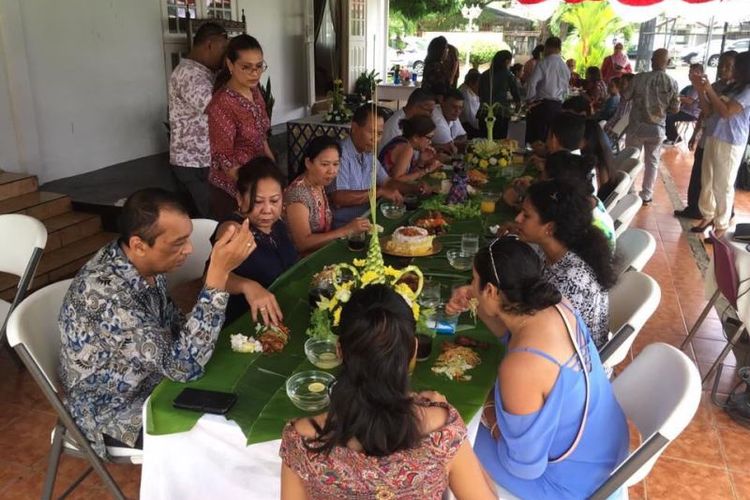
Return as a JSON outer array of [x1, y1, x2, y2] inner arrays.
[[394, 282, 416, 301], [352, 258, 366, 267], [332, 307, 342, 327], [360, 270, 379, 286], [479, 159, 489, 169], [334, 281, 352, 303], [384, 266, 401, 278], [411, 301, 420, 321]]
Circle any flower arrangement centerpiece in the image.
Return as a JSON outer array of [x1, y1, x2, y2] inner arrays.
[[324, 79, 353, 124], [464, 137, 514, 171], [308, 81, 430, 340]]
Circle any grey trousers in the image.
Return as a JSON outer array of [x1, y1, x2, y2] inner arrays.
[[172, 166, 212, 218], [625, 124, 665, 201]]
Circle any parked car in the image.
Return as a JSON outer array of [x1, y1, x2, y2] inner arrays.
[[706, 38, 750, 66], [387, 38, 428, 76]]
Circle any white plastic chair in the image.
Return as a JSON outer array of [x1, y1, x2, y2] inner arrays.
[[614, 228, 657, 276], [6, 280, 140, 500], [599, 272, 661, 370], [603, 170, 633, 212], [614, 146, 639, 168], [0, 214, 48, 351], [166, 218, 217, 291], [610, 194, 643, 239], [591, 343, 701, 499]]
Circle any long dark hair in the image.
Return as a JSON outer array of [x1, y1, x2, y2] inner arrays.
[[425, 36, 448, 66], [213, 34, 264, 93], [399, 115, 436, 139], [298, 135, 341, 175], [235, 156, 284, 212], [474, 237, 562, 315], [583, 119, 616, 191], [527, 180, 617, 290], [305, 284, 421, 456], [544, 151, 597, 195], [728, 51, 750, 95]]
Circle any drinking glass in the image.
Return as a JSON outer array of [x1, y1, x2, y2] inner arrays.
[[461, 234, 480, 256]]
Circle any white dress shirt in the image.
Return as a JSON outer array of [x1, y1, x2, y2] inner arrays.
[[379, 108, 406, 154], [432, 106, 467, 145], [525, 53, 570, 103], [459, 84, 481, 130]]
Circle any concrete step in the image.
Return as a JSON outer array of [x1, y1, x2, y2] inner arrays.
[[44, 212, 102, 251], [0, 173, 38, 202], [0, 232, 116, 301], [0, 191, 71, 220]]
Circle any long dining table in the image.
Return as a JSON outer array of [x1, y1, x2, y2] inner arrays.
[[140, 175, 516, 499]]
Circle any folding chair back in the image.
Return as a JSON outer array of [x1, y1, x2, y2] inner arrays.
[[710, 231, 739, 308], [0, 214, 48, 347], [600, 271, 661, 369], [6, 279, 135, 500], [610, 194, 643, 238], [603, 170, 633, 212], [166, 218, 217, 291], [591, 343, 701, 499], [614, 228, 657, 275]]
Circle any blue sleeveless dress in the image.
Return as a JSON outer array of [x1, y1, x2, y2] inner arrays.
[[474, 304, 629, 499]]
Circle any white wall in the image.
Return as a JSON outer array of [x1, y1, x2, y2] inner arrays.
[[0, 0, 169, 182], [240, 0, 307, 125]]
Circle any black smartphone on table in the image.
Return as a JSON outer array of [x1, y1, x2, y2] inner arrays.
[[173, 388, 237, 415]]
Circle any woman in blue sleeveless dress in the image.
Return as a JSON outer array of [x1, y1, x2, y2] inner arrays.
[[446, 237, 629, 499]]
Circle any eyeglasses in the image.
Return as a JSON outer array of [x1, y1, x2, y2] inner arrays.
[[238, 61, 268, 75], [487, 234, 519, 287]]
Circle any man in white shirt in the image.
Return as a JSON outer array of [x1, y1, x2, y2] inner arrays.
[[169, 23, 228, 218], [525, 36, 570, 145], [432, 88, 467, 155], [459, 69, 481, 137], [379, 89, 436, 153]]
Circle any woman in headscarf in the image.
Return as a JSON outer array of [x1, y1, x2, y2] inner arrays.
[[601, 42, 632, 83]]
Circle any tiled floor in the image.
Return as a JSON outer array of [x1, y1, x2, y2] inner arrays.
[[1, 146, 750, 498]]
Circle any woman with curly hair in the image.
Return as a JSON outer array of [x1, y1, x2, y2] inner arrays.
[[507, 179, 616, 348]]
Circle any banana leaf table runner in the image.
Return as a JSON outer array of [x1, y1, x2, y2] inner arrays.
[[146, 193, 515, 445]]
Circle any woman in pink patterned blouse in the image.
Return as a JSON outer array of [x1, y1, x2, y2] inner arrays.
[[284, 136, 370, 255], [208, 35, 275, 219], [279, 285, 496, 500]]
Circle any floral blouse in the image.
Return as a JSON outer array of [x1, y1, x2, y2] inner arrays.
[[207, 86, 270, 197], [279, 401, 467, 499], [58, 241, 228, 457], [541, 249, 610, 349], [284, 176, 332, 234]]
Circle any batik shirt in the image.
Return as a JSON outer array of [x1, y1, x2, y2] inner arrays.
[[622, 69, 679, 129], [539, 248, 610, 349], [168, 58, 215, 168], [58, 240, 229, 457]]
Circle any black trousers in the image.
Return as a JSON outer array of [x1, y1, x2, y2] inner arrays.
[[525, 100, 562, 145], [684, 147, 704, 214], [665, 111, 697, 142], [172, 166, 212, 218]]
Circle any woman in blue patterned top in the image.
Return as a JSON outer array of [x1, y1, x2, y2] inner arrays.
[[446, 237, 628, 499]]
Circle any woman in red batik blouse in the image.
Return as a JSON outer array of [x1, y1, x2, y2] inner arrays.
[[208, 34, 275, 219]]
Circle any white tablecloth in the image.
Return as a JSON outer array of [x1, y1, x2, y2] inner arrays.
[[704, 231, 750, 327], [140, 399, 482, 500]]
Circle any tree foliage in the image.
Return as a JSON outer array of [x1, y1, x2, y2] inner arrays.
[[390, 0, 462, 20], [549, 2, 633, 74]]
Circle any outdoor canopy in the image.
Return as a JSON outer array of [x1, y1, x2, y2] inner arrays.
[[508, 0, 749, 22]]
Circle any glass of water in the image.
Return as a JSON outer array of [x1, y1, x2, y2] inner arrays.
[[461, 234, 480, 256]]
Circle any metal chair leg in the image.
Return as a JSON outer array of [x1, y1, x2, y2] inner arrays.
[[702, 323, 746, 385], [681, 290, 719, 350], [41, 421, 65, 500]]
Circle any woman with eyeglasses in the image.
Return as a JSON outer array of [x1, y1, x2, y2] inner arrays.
[[280, 284, 497, 500], [501, 179, 616, 350], [377, 115, 441, 181], [445, 237, 628, 499], [208, 34, 275, 219]]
